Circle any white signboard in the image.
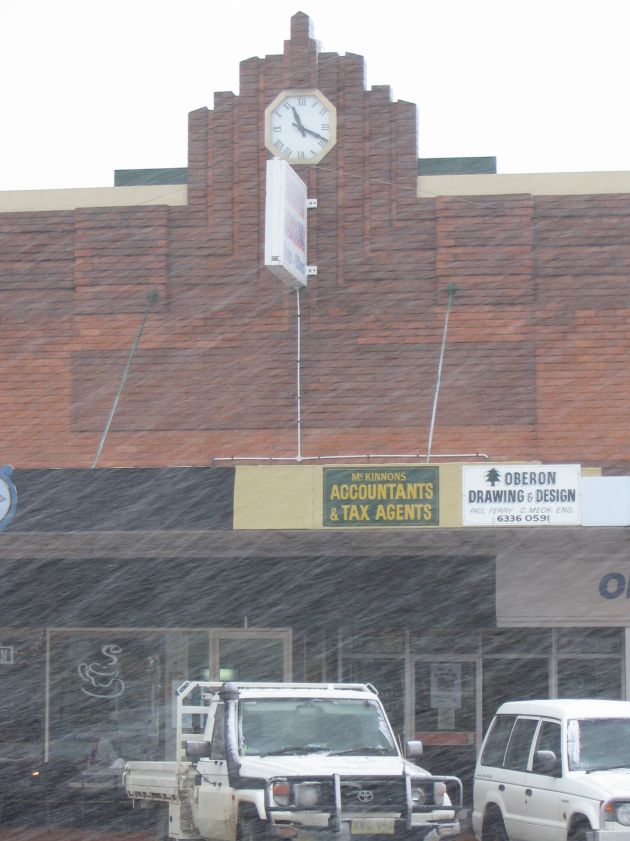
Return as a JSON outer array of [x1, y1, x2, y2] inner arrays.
[[0, 646, 14, 665], [496, 538, 630, 627], [264, 158, 308, 289], [463, 464, 580, 526]]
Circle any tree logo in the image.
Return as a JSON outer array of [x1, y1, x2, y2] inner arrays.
[[484, 468, 502, 487]]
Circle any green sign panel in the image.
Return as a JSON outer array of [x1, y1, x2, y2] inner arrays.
[[323, 467, 439, 527]]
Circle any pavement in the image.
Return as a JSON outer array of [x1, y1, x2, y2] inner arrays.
[[0, 834, 476, 841], [0, 808, 477, 841], [0, 830, 477, 841], [0, 832, 154, 841]]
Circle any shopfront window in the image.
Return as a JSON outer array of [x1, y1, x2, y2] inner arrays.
[[217, 637, 286, 682], [415, 662, 476, 732], [343, 657, 405, 738], [557, 628, 623, 698], [558, 657, 621, 698], [0, 628, 46, 760], [48, 631, 164, 762], [481, 657, 549, 730]]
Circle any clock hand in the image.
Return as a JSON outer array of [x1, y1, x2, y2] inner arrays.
[[301, 126, 326, 142], [292, 107, 306, 137]]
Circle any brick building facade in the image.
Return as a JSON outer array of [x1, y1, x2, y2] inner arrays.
[[1, 13, 630, 828], [2, 12, 630, 471]]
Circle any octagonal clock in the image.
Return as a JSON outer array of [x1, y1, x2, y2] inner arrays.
[[264, 89, 337, 165]]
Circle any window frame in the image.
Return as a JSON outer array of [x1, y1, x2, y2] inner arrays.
[[480, 714, 517, 768], [503, 716, 540, 772], [530, 717, 562, 776]]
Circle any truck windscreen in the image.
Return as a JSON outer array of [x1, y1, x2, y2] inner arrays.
[[239, 698, 398, 757]]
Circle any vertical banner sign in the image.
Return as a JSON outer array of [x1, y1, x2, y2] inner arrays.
[[264, 158, 308, 289], [323, 467, 439, 527], [462, 464, 581, 525]]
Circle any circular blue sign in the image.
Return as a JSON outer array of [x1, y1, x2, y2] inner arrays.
[[0, 466, 17, 532]]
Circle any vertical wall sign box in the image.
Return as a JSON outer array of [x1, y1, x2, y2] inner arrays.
[[264, 158, 308, 289]]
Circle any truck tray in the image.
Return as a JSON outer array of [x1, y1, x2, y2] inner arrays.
[[125, 760, 191, 802]]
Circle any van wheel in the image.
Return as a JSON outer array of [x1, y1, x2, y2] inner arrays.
[[482, 810, 509, 841], [568, 822, 592, 841]]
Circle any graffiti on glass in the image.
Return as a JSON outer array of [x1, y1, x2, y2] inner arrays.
[[78, 644, 125, 699]]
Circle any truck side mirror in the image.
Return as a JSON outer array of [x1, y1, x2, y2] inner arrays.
[[533, 749, 558, 775], [406, 740, 423, 759], [185, 740, 211, 763]]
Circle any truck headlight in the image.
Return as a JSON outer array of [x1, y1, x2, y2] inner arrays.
[[272, 781, 290, 807], [410, 784, 427, 806], [294, 783, 320, 808]]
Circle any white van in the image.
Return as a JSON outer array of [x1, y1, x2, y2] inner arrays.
[[472, 699, 630, 841]]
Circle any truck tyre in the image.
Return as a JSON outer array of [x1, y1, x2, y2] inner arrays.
[[237, 816, 267, 841], [482, 810, 509, 841]]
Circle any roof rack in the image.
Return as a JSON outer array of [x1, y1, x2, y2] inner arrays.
[[177, 681, 376, 694]]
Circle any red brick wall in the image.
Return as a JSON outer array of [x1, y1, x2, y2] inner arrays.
[[1, 12, 629, 470]]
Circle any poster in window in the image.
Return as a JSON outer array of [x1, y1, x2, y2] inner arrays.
[[430, 664, 462, 709]]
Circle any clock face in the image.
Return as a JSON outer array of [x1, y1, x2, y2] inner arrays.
[[264, 89, 337, 165]]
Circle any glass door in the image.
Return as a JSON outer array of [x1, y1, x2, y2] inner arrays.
[[413, 657, 479, 807], [209, 628, 292, 682]]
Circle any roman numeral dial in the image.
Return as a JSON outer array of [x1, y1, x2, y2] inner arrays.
[[264, 89, 337, 165]]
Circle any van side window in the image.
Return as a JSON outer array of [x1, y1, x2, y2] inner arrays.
[[480, 715, 516, 767], [531, 720, 561, 775], [504, 717, 539, 771], [210, 703, 226, 760]]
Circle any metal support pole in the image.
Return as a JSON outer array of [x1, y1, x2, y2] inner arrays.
[[296, 289, 303, 462], [426, 283, 457, 463], [92, 290, 159, 468], [44, 628, 51, 762]]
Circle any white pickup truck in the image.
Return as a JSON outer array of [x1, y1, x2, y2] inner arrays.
[[125, 681, 462, 841], [473, 698, 630, 841]]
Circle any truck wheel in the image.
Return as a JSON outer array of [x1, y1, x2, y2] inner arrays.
[[237, 817, 266, 841], [482, 810, 509, 841]]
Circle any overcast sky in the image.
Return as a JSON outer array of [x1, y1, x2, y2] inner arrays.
[[2, 0, 630, 191]]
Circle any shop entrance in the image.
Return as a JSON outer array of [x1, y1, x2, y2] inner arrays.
[[413, 657, 479, 805], [175, 627, 292, 683], [338, 631, 482, 805]]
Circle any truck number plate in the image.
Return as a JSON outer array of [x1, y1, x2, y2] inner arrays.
[[351, 818, 395, 835]]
